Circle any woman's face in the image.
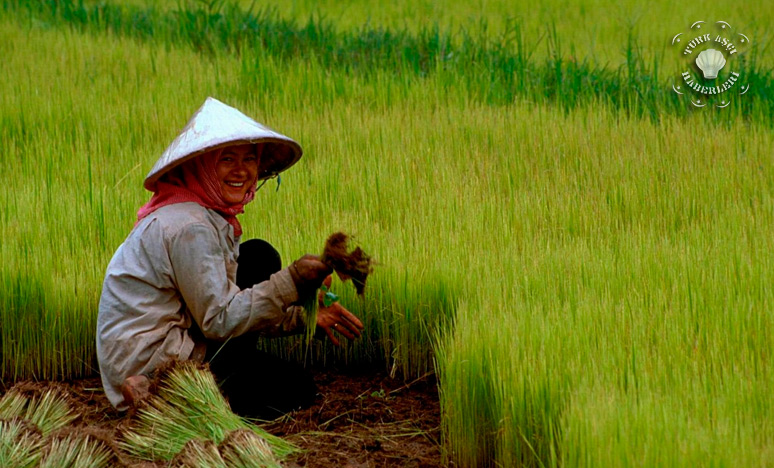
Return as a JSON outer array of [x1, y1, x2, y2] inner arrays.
[[215, 144, 260, 205]]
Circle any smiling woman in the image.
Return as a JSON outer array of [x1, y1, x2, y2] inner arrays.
[[96, 97, 364, 416], [216, 144, 261, 205]]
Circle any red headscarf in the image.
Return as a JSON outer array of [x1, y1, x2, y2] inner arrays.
[[136, 149, 258, 237]]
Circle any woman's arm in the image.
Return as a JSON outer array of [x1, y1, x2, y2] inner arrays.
[[168, 222, 300, 340]]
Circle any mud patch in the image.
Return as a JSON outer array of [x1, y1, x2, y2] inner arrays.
[[265, 367, 445, 468]]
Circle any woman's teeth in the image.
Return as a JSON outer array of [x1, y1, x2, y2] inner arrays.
[[226, 182, 245, 187]]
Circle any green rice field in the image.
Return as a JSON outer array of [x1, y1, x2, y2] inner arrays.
[[1, 0, 773, 466]]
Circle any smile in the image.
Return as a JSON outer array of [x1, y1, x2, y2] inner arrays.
[[225, 182, 245, 188]]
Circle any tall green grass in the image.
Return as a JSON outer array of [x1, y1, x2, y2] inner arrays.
[[98, 0, 774, 66], [3, 0, 772, 120], [435, 111, 774, 465], [1, 5, 774, 467]]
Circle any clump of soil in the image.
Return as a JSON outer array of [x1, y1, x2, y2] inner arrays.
[[321, 232, 374, 295]]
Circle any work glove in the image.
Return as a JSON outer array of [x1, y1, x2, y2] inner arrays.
[[288, 254, 333, 302]]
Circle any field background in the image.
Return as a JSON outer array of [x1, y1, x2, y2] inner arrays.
[[1, 0, 773, 466]]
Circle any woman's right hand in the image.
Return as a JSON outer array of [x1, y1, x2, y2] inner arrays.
[[315, 275, 364, 346], [288, 254, 333, 301]]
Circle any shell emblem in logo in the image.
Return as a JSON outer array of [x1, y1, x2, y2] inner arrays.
[[695, 49, 726, 79]]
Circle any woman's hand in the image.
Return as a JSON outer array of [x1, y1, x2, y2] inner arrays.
[[316, 276, 364, 346], [289, 254, 333, 301]]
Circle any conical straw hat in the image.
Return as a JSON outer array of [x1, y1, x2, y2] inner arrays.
[[144, 97, 303, 191]]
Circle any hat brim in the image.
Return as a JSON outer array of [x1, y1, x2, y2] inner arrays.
[[144, 138, 302, 191]]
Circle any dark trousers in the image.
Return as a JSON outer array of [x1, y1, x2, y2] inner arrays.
[[205, 239, 317, 419]]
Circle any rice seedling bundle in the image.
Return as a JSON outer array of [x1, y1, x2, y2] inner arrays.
[[170, 439, 229, 468], [0, 419, 42, 468], [121, 361, 295, 462], [219, 429, 281, 468], [166, 431, 282, 468], [39, 434, 113, 468], [0, 387, 112, 468], [0, 389, 77, 436]]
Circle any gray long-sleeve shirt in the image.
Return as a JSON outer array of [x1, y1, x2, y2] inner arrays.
[[96, 202, 304, 410]]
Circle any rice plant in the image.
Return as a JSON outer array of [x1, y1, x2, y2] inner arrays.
[[0, 389, 109, 467], [2, 0, 771, 120], [1, 1, 774, 465], [166, 430, 281, 467], [0, 419, 42, 468], [169, 439, 228, 468], [0, 389, 77, 436], [0, 393, 28, 420], [22, 391, 79, 437], [39, 434, 113, 468], [219, 429, 281, 468], [121, 361, 297, 461]]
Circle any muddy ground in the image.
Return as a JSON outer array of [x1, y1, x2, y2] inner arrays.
[[9, 367, 446, 467]]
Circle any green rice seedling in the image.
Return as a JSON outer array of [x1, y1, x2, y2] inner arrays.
[[0, 392, 28, 420], [219, 429, 282, 468], [48, 0, 774, 66], [3, 0, 771, 121], [0, 419, 42, 468], [22, 390, 78, 437], [39, 434, 113, 468], [300, 232, 373, 347], [2, 3, 774, 464], [0, 388, 77, 437], [121, 361, 298, 462], [169, 439, 228, 468]]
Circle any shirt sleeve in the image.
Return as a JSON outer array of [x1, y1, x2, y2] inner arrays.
[[167, 221, 304, 340]]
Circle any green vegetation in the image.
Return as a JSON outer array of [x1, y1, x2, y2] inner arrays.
[[39, 436, 113, 468], [3, 0, 772, 120], [0, 388, 113, 467], [92, 0, 774, 65], [0, 389, 77, 436], [121, 362, 293, 463], [1, 0, 773, 466], [0, 419, 42, 468]]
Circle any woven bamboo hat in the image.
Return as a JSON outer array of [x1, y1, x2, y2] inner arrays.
[[144, 97, 303, 191]]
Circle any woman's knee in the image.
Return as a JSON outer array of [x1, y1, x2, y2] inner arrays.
[[236, 239, 282, 289]]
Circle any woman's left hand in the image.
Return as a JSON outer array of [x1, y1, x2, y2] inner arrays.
[[316, 276, 364, 346]]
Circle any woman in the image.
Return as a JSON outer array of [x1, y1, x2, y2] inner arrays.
[[96, 97, 364, 417]]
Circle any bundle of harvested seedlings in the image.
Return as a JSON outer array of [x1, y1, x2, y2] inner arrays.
[[121, 361, 297, 463], [0, 392, 28, 419], [39, 431, 114, 468], [167, 430, 282, 468], [0, 386, 113, 468], [0, 386, 78, 436], [219, 429, 281, 468], [169, 439, 227, 468], [321, 232, 373, 296], [0, 418, 42, 468]]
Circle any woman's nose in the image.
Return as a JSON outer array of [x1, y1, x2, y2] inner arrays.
[[232, 161, 249, 175]]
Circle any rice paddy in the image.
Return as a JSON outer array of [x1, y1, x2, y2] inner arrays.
[[1, 0, 773, 466]]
